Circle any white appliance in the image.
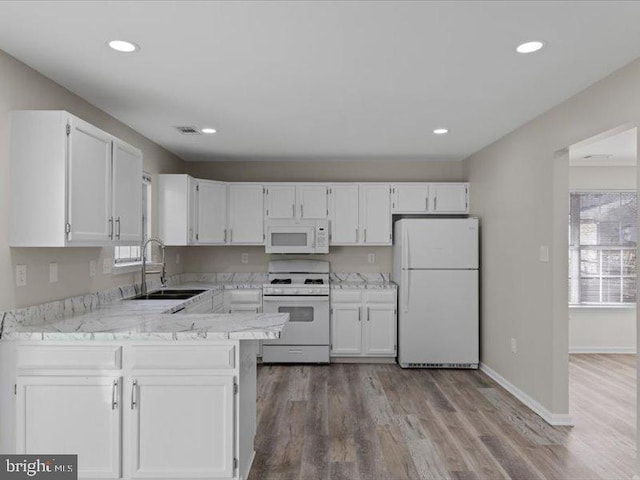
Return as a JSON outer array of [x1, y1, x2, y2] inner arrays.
[[392, 218, 479, 368], [262, 260, 330, 363], [265, 219, 329, 254]]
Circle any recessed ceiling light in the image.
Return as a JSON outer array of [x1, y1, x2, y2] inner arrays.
[[516, 41, 544, 54], [108, 40, 139, 53], [201, 128, 217, 134], [433, 128, 449, 135]]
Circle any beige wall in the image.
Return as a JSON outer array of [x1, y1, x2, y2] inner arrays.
[[463, 56, 640, 420], [184, 159, 463, 273], [185, 159, 463, 183], [0, 49, 185, 310]]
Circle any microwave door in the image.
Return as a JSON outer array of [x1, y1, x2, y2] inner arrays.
[[267, 228, 313, 253]]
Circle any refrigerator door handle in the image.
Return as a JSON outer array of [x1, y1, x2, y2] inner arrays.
[[403, 269, 410, 313]]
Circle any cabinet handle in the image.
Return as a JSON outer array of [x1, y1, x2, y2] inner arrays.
[[112, 379, 118, 410], [131, 380, 138, 409], [367, 307, 370, 321], [301, 204, 304, 218], [230, 229, 233, 243], [355, 228, 358, 243], [116, 216, 121, 240], [108, 217, 114, 240], [358, 308, 361, 322], [434, 197, 437, 211], [426, 197, 429, 211], [364, 229, 367, 242], [292, 204, 295, 218], [224, 229, 227, 242]]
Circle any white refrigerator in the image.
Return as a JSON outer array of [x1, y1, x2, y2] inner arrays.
[[392, 218, 479, 368]]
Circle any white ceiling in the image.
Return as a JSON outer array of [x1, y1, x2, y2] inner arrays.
[[1, 1, 640, 162], [570, 128, 637, 167]]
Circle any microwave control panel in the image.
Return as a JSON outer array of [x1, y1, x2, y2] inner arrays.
[[316, 226, 328, 248]]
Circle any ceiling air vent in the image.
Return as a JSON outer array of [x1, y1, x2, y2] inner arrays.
[[175, 126, 201, 135]]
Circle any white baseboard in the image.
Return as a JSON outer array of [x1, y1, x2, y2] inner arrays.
[[479, 363, 575, 427], [569, 346, 636, 354]]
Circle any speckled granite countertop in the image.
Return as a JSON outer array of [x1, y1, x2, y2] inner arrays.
[[330, 273, 397, 289], [1, 283, 287, 342]]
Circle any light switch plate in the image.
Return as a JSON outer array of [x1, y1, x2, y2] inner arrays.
[[368, 253, 376, 264], [49, 262, 58, 283], [175, 253, 180, 265], [511, 338, 517, 354], [241, 253, 249, 264], [103, 258, 112, 274], [539, 245, 549, 262], [90, 260, 96, 277], [16, 265, 27, 287]]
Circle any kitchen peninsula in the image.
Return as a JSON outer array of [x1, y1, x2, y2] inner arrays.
[[0, 285, 288, 480]]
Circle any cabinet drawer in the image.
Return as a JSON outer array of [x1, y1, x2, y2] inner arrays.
[[17, 345, 122, 370], [262, 345, 329, 363], [363, 290, 396, 304], [331, 290, 362, 303], [131, 345, 235, 370], [228, 290, 262, 304]]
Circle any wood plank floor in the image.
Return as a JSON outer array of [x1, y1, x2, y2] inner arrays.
[[248, 355, 636, 480]]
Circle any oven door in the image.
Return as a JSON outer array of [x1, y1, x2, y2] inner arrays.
[[262, 296, 329, 345], [265, 226, 315, 254]]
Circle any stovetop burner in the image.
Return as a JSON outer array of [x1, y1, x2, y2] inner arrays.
[[304, 279, 324, 285], [271, 279, 292, 284]]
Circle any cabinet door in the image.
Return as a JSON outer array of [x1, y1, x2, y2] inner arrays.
[[429, 184, 469, 213], [265, 185, 296, 219], [129, 376, 234, 479], [297, 185, 328, 219], [392, 184, 429, 213], [67, 117, 112, 243], [188, 177, 198, 244], [331, 304, 362, 355], [228, 184, 265, 244], [112, 140, 143, 244], [330, 185, 359, 245], [196, 181, 227, 244], [16, 376, 121, 479], [363, 304, 396, 356], [360, 184, 391, 244]]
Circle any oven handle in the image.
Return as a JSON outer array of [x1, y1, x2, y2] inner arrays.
[[263, 296, 329, 303]]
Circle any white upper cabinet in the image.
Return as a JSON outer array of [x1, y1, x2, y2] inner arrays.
[[112, 139, 143, 243], [159, 174, 195, 246], [265, 184, 328, 220], [392, 183, 430, 213], [196, 180, 227, 244], [265, 185, 296, 219], [329, 184, 359, 245], [67, 116, 113, 243], [359, 184, 392, 245], [228, 184, 265, 244], [297, 185, 328, 219], [10, 111, 143, 247], [429, 183, 469, 213]]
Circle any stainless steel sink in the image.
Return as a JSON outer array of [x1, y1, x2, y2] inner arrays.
[[127, 289, 207, 301]]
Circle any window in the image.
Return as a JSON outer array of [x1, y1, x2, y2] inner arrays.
[[569, 192, 637, 305], [114, 173, 151, 266]]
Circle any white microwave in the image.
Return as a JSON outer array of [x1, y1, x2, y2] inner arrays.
[[265, 219, 329, 254]]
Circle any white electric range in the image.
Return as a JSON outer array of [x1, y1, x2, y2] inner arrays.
[[261, 260, 330, 363]]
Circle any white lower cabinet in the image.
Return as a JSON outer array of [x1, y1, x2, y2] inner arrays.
[[330, 289, 397, 358], [129, 375, 234, 479], [16, 375, 122, 479], [7, 341, 258, 480]]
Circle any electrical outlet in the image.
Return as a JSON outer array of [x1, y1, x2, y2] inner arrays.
[[176, 253, 180, 265], [241, 253, 249, 264], [89, 260, 97, 277], [15, 265, 27, 287], [539, 245, 549, 262], [511, 338, 517, 354], [49, 262, 58, 283], [368, 253, 376, 264], [103, 258, 112, 274]]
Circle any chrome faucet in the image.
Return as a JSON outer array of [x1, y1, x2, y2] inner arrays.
[[140, 237, 166, 295]]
